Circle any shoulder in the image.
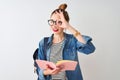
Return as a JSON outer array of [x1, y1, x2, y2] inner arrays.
[[38, 37, 49, 45], [64, 33, 73, 38], [64, 33, 76, 41]]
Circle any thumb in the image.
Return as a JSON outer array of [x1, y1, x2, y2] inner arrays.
[[46, 64, 54, 70]]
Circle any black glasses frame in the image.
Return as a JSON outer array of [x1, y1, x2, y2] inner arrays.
[[48, 19, 62, 26]]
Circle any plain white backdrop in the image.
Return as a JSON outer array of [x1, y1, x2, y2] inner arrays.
[[0, 0, 120, 80]]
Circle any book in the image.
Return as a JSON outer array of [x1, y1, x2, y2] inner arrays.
[[35, 60, 78, 71]]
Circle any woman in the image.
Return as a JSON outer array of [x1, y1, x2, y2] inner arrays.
[[36, 3, 95, 80]]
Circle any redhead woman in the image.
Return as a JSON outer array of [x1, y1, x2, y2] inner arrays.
[[36, 3, 95, 80]]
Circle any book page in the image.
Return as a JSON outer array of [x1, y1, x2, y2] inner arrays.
[[56, 60, 78, 71], [36, 60, 77, 71], [35, 60, 56, 70]]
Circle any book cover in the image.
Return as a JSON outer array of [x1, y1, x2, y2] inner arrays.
[[35, 60, 78, 71]]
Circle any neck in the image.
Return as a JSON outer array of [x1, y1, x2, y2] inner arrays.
[[53, 33, 64, 43]]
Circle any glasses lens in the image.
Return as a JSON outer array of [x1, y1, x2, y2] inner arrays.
[[48, 19, 54, 26], [48, 19, 62, 26], [58, 21, 62, 25]]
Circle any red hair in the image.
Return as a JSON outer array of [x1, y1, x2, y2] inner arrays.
[[51, 3, 70, 22]]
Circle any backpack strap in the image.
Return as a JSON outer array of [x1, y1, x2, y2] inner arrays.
[[33, 48, 39, 60]]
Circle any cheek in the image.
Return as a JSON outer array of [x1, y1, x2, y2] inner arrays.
[[51, 25, 59, 29], [50, 25, 54, 28], [59, 27, 64, 31], [49, 26, 53, 31]]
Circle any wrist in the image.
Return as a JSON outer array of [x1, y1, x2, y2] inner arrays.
[[66, 24, 72, 30], [43, 69, 48, 75], [73, 30, 80, 37]]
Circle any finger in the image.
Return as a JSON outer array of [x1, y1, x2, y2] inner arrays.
[[51, 70, 58, 75], [55, 10, 60, 15], [46, 64, 54, 70], [55, 9, 60, 14], [59, 9, 63, 13], [55, 10, 65, 22], [55, 10, 62, 15], [57, 65, 64, 71], [51, 68, 61, 74]]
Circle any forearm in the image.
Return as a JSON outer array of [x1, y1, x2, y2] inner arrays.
[[67, 24, 86, 44]]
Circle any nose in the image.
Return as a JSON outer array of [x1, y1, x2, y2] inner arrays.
[[53, 24, 58, 28], [54, 21, 57, 25]]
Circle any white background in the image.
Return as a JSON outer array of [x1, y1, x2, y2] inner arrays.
[[0, 0, 120, 80]]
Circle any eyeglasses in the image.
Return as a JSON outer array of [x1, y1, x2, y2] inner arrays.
[[48, 19, 62, 26]]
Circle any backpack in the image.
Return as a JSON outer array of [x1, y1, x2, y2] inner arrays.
[[33, 37, 48, 73], [33, 48, 39, 73]]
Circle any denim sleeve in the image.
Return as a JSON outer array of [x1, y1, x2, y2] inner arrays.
[[36, 38, 46, 80], [76, 35, 96, 54], [37, 68, 46, 80], [38, 38, 46, 60]]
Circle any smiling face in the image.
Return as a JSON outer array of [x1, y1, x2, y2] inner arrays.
[[50, 13, 64, 34]]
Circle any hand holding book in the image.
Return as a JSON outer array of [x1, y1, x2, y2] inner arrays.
[[36, 60, 78, 71]]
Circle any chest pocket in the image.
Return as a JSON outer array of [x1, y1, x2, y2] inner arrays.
[[65, 47, 76, 60]]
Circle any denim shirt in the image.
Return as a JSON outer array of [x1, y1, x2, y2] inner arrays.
[[37, 33, 95, 80]]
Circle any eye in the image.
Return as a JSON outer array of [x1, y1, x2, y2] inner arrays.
[[58, 21, 62, 25], [48, 19, 54, 26]]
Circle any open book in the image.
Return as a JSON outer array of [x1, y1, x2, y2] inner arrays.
[[35, 60, 78, 71]]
